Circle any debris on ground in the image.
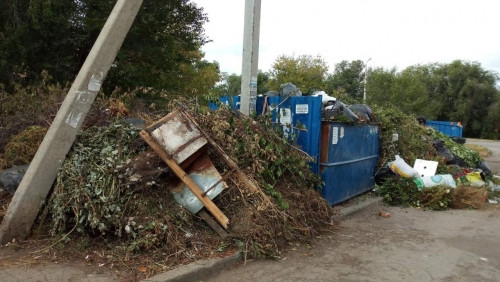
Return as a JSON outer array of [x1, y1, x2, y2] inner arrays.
[[378, 210, 391, 218], [21, 100, 336, 278], [373, 105, 498, 210], [0, 165, 29, 195]]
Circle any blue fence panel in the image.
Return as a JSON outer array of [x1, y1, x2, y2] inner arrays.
[[320, 122, 380, 205], [426, 120, 463, 137]]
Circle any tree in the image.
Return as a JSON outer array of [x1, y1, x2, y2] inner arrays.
[[0, 0, 213, 96], [266, 55, 328, 94], [257, 71, 270, 94], [213, 70, 270, 96], [365, 67, 397, 105], [366, 60, 499, 138], [441, 61, 499, 137], [0, 0, 82, 85], [326, 60, 365, 98]]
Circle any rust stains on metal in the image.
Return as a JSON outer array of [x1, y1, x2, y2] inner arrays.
[[320, 121, 331, 173]]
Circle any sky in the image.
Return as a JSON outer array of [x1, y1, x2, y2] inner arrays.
[[193, 0, 500, 77]]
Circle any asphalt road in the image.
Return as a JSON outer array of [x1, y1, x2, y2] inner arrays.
[[208, 203, 500, 282], [466, 138, 500, 175]]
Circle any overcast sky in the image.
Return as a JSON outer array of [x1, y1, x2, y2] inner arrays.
[[193, 0, 500, 77]]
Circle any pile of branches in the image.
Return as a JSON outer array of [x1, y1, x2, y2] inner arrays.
[[192, 105, 334, 255], [41, 101, 335, 275], [373, 104, 493, 210]]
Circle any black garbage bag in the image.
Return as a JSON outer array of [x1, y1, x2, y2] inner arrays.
[[375, 167, 397, 185], [332, 102, 359, 122], [476, 160, 492, 176], [0, 165, 29, 195], [451, 137, 466, 144], [451, 156, 469, 167], [348, 104, 374, 122], [279, 82, 302, 97], [433, 139, 454, 163]]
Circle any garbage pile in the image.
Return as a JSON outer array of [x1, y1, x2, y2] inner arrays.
[[311, 91, 375, 123], [373, 104, 499, 210], [3, 100, 333, 275]]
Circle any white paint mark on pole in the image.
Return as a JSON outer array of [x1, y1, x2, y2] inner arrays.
[[65, 110, 84, 128], [88, 72, 104, 91]]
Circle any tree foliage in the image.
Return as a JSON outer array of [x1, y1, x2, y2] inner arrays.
[[0, 0, 219, 95], [212, 70, 270, 96], [326, 60, 365, 98], [265, 55, 328, 94], [366, 60, 499, 138]]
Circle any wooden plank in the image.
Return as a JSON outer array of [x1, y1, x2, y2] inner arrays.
[[180, 109, 260, 193], [144, 109, 181, 133], [198, 210, 228, 238], [201, 169, 236, 197], [140, 130, 229, 228]]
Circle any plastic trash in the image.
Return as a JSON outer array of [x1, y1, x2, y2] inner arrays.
[[279, 82, 302, 97], [348, 104, 374, 122], [389, 155, 420, 178], [413, 159, 438, 178], [433, 140, 454, 163], [312, 91, 336, 104], [375, 167, 397, 185], [476, 160, 492, 176], [465, 171, 486, 187], [331, 101, 359, 122], [0, 165, 29, 195], [413, 174, 457, 190]]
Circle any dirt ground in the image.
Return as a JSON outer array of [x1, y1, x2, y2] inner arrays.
[[208, 202, 500, 282]]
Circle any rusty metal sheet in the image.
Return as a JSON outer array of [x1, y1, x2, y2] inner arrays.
[[170, 152, 227, 214], [150, 111, 207, 164]]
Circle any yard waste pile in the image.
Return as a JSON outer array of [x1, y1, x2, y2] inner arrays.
[[0, 100, 336, 277], [374, 104, 498, 210]]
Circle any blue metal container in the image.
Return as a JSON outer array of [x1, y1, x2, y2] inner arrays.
[[320, 122, 380, 205], [259, 96, 322, 174], [426, 120, 463, 137], [209, 96, 240, 110]]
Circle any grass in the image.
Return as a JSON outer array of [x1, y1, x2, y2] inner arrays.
[[464, 144, 492, 158]]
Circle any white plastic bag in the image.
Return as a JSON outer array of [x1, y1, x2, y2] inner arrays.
[[414, 174, 457, 190], [389, 155, 419, 178]]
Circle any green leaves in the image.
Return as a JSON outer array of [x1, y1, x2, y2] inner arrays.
[[50, 120, 143, 236], [266, 55, 328, 94]]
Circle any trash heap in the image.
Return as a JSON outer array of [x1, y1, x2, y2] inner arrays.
[[373, 104, 499, 210], [25, 100, 335, 274]]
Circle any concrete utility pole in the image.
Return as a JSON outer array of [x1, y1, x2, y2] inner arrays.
[[0, 0, 143, 244], [240, 0, 261, 115]]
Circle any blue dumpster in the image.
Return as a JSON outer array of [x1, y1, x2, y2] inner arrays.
[[426, 120, 463, 137], [320, 122, 380, 205], [209, 96, 240, 110], [258, 96, 322, 174]]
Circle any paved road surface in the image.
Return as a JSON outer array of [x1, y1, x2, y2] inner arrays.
[[208, 203, 500, 282], [466, 138, 500, 174]]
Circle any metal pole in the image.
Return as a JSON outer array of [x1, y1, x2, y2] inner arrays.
[[240, 0, 261, 115], [0, 0, 143, 243], [363, 57, 372, 103]]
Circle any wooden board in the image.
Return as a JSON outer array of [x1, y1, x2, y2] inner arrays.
[[140, 130, 229, 228]]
